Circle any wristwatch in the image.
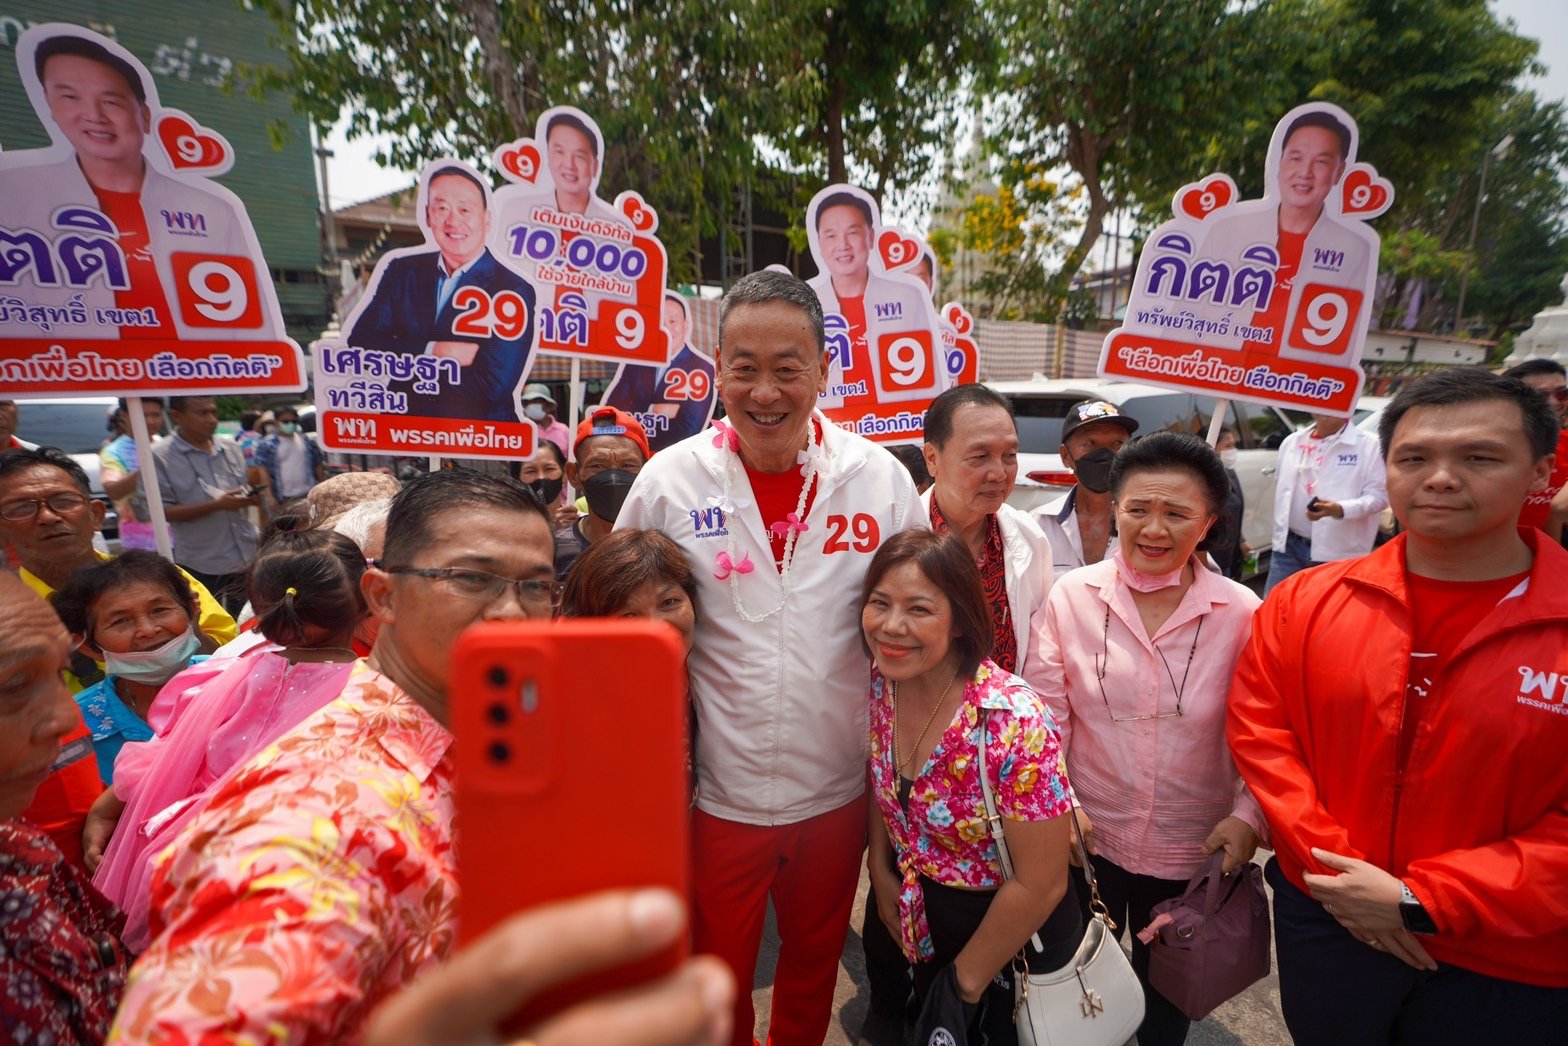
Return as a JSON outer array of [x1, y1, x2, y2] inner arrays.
[[1399, 881, 1437, 935]]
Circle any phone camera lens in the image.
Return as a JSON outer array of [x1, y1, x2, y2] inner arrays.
[[486, 702, 509, 725], [487, 740, 511, 764], [487, 666, 509, 688]]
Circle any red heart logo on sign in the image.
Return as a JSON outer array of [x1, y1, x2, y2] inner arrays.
[[619, 191, 657, 232], [155, 111, 231, 173], [1177, 176, 1234, 220], [1340, 165, 1392, 218], [1179, 175, 1235, 221], [498, 142, 541, 184], [877, 229, 920, 271], [944, 302, 974, 336]]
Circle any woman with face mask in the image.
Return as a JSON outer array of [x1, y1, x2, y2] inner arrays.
[[513, 438, 578, 529], [1030, 433, 1266, 1046], [51, 551, 208, 786], [82, 527, 367, 951]]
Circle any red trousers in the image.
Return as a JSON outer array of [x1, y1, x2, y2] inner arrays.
[[691, 796, 866, 1046]]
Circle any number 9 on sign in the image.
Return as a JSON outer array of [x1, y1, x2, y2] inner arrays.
[[615, 307, 645, 351], [873, 330, 937, 399], [1288, 283, 1363, 357], [170, 252, 263, 329]]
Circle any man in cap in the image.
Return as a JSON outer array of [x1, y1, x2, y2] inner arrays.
[[521, 382, 571, 456], [555, 405, 650, 578], [1032, 399, 1139, 578]]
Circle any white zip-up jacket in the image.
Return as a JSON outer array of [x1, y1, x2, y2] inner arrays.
[[1270, 422, 1387, 561], [617, 414, 925, 825], [920, 489, 1053, 674]]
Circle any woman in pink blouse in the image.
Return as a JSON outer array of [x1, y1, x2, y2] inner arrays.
[[1029, 431, 1266, 1045], [864, 529, 1081, 1042]]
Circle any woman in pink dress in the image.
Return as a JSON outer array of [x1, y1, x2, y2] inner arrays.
[[87, 527, 368, 951]]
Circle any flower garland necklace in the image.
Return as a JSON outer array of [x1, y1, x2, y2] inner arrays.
[[709, 417, 822, 622]]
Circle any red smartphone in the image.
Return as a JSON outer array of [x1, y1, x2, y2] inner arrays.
[[450, 619, 690, 1026]]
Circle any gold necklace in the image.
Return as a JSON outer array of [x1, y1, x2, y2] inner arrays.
[[892, 669, 962, 775]]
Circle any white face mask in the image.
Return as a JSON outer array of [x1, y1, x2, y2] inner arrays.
[[102, 626, 200, 686], [524, 403, 549, 423], [1219, 448, 1239, 469]]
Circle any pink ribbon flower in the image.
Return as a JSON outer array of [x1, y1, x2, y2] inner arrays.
[[713, 549, 755, 581], [769, 512, 808, 540], [710, 419, 740, 453]]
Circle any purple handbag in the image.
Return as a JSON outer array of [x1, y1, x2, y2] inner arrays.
[[1136, 852, 1271, 1021]]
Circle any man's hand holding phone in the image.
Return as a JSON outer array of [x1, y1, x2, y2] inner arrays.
[[364, 888, 734, 1046], [1305, 496, 1343, 521], [215, 486, 259, 512]]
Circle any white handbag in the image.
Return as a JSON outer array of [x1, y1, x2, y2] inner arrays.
[[977, 720, 1145, 1046]]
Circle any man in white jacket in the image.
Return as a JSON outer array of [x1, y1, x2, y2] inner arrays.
[[617, 270, 923, 1045], [1264, 412, 1387, 594]]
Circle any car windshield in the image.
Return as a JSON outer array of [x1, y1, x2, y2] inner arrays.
[[14, 401, 115, 454], [1009, 396, 1078, 453]]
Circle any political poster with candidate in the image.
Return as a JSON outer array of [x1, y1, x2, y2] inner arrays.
[[1099, 102, 1393, 415], [492, 106, 671, 368], [0, 23, 304, 396], [805, 185, 945, 444], [315, 159, 539, 460], [600, 291, 716, 454]]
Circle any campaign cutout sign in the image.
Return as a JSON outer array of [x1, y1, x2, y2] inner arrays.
[[600, 290, 716, 453], [315, 160, 538, 459], [941, 300, 980, 387], [805, 186, 945, 444], [0, 24, 305, 396], [1099, 103, 1392, 415], [492, 106, 671, 367]]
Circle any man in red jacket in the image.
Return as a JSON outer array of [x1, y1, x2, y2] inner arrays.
[[1228, 367, 1568, 1044]]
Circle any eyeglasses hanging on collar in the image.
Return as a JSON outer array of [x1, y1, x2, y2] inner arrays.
[[1093, 602, 1205, 722]]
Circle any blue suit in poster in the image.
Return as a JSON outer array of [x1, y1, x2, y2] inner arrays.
[[602, 343, 716, 453], [346, 247, 536, 422]]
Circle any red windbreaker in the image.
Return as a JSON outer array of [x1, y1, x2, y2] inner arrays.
[[1228, 530, 1568, 987]]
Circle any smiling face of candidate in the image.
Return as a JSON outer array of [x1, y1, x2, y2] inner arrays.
[[661, 298, 690, 352], [42, 52, 149, 173], [716, 300, 829, 474], [547, 123, 599, 204], [817, 203, 872, 283], [426, 173, 488, 270], [1278, 124, 1345, 217]]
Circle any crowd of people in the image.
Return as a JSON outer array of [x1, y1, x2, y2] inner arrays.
[[1, 272, 1566, 1045]]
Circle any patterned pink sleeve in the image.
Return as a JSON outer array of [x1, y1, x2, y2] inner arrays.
[[989, 690, 1073, 823], [108, 768, 399, 1043]]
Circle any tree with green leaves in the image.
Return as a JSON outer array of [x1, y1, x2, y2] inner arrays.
[[775, 0, 992, 213], [248, 0, 816, 285]]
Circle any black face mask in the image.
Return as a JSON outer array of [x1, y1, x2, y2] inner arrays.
[[1073, 447, 1116, 494], [584, 469, 637, 523], [527, 476, 563, 506]]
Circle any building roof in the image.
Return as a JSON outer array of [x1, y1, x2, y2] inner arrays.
[[333, 187, 421, 230]]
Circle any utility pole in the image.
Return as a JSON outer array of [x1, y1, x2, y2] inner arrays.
[[1454, 134, 1513, 334]]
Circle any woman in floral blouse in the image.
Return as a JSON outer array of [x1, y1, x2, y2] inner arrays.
[[863, 529, 1081, 1042]]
